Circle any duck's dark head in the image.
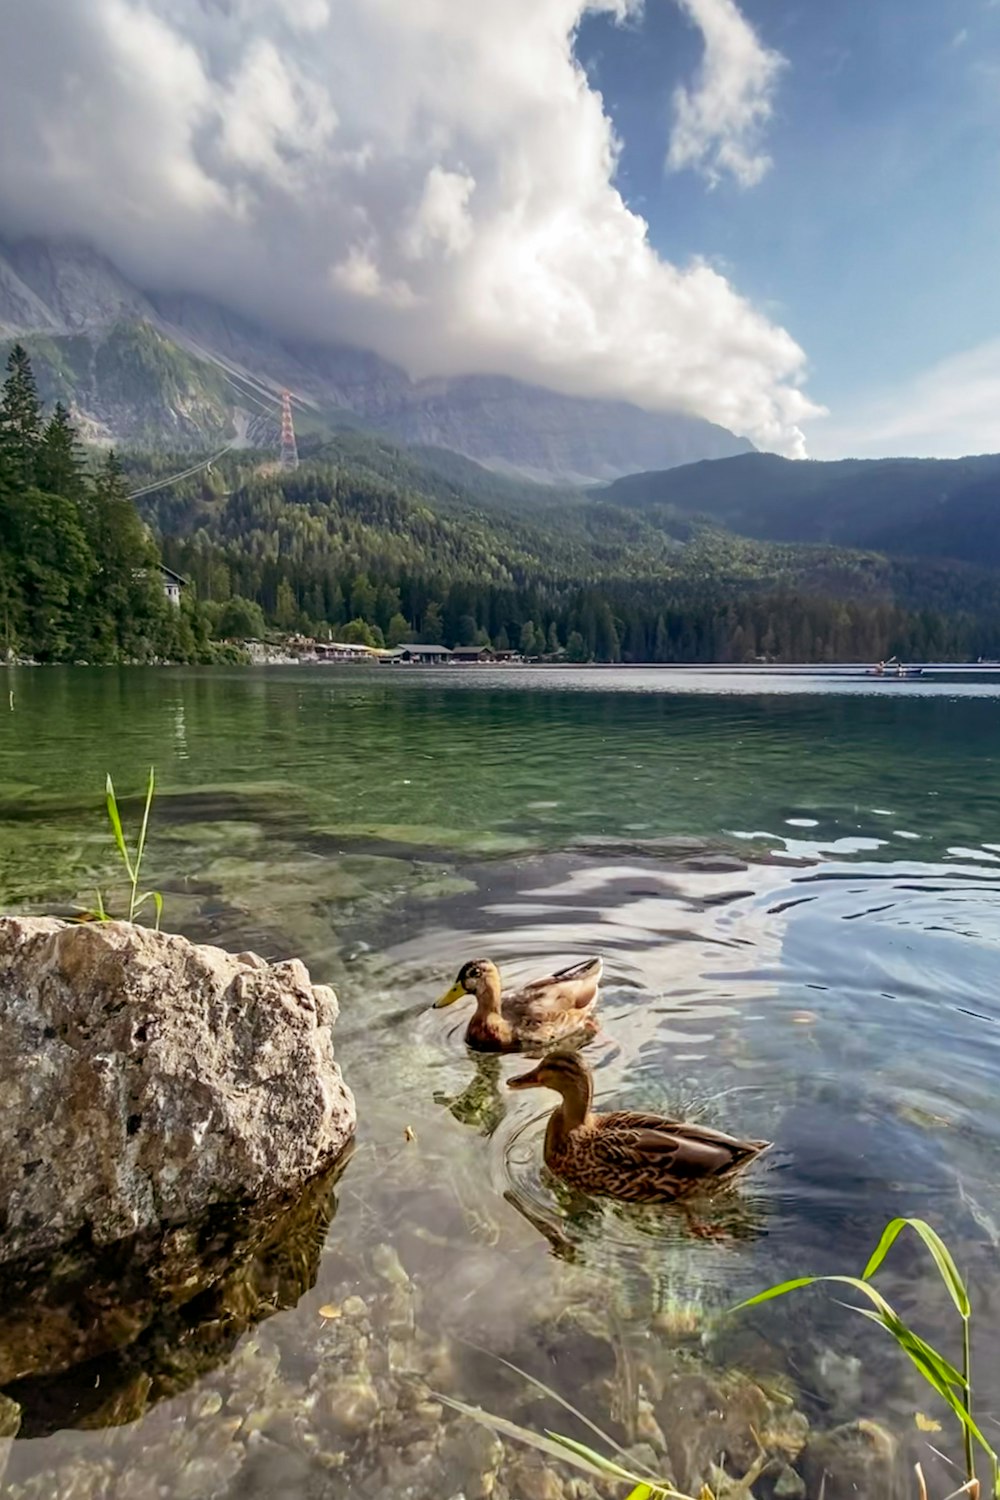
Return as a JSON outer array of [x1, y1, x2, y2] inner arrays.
[[433, 958, 499, 1008]]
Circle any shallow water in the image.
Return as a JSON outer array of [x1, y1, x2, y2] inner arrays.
[[2, 665, 1000, 1498]]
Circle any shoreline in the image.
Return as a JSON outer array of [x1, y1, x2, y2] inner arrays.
[[5, 657, 1000, 674]]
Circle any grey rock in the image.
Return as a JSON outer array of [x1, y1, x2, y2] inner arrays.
[[801, 1419, 904, 1500], [815, 1348, 863, 1420], [773, 1463, 806, 1499], [0, 916, 355, 1265]]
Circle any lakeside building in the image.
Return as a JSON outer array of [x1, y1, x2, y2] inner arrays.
[[159, 565, 187, 606]]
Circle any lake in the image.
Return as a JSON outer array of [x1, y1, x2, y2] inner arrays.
[[2, 665, 1000, 1499]]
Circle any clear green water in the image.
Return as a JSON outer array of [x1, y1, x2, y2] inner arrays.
[[3, 665, 1000, 1498]]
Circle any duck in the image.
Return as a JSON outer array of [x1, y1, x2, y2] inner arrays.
[[507, 1051, 770, 1203], [433, 957, 602, 1053]]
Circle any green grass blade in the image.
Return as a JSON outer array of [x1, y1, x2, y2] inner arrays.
[[900, 1350, 994, 1464], [732, 1276, 822, 1311], [626, 1487, 657, 1500], [94, 889, 108, 921], [833, 1299, 967, 1392], [133, 891, 165, 928], [105, 775, 133, 881], [736, 1273, 904, 1325], [134, 766, 155, 882], [846, 1309, 993, 1466], [434, 1396, 641, 1483], [456, 1340, 660, 1479], [546, 1433, 656, 1483], [863, 1218, 970, 1317]]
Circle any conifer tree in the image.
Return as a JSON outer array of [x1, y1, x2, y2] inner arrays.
[[0, 344, 43, 487], [85, 450, 167, 660], [37, 403, 87, 502]]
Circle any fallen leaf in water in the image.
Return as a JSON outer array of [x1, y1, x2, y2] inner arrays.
[[318, 1304, 342, 1320], [914, 1412, 942, 1432]]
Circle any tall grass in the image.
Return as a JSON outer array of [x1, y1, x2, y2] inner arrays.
[[735, 1216, 999, 1499], [438, 1393, 696, 1500], [94, 766, 163, 929]]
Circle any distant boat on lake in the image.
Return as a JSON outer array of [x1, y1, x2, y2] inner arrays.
[[866, 658, 924, 679]]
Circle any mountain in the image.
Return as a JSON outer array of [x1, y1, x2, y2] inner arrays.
[[603, 452, 1000, 569], [0, 239, 752, 481]]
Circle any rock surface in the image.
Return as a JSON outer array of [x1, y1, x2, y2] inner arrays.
[[801, 1419, 904, 1500], [0, 916, 355, 1266], [1, 1152, 349, 1394]]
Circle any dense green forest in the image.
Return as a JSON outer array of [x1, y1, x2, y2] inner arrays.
[[604, 451, 1000, 568], [0, 345, 226, 663], [5, 340, 1000, 665], [130, 432, 1000, 664]]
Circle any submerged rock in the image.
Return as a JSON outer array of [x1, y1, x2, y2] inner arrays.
[[0, 1393, 20, 1487], [801, 1419, 904, 1500], [0, 916, 355, 1266], [1, 1151, 350, 1418]]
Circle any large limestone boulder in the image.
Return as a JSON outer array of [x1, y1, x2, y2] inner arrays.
[[0, 916, 356, 1267]]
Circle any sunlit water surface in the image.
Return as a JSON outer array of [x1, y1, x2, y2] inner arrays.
[[2, 665, 1000, 1498]]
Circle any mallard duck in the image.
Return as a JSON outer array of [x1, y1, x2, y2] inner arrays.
[[507, 1052, 770, 1203], [433, 957, 602, 1052]]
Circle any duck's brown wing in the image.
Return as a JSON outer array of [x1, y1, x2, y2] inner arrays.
[[508, 957, 603, 1017], [601, 1111, 771, 1154], [591, 1113, 769, 1184]]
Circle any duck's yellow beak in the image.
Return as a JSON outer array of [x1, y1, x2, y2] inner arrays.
[[433, 979, 467, 1009]]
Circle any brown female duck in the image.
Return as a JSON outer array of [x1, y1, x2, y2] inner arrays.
[[433, 957, 601, 1052], [508, 1052, 770, 1202]]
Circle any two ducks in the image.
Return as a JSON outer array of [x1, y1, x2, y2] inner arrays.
[[434, 956, 769, 1205]]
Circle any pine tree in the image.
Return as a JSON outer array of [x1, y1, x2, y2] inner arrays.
[[37, 403, 87, 502], [85, 450, 168, 661], [275, 578, 298, 630], [421, 601, 444, 643], [0, 344, 43, 487]]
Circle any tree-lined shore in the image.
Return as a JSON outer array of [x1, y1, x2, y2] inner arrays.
[[5, 341, 1000, 665]]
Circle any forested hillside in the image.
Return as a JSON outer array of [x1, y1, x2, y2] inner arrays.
[[129, 433, 1000, 664], [603, 452, 1000, 567], [6, 338, 1000, 667]]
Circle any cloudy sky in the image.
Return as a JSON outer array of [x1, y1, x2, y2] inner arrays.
[[0, 0, 998, 458]]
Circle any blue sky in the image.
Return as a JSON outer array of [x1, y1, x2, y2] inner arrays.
[[577, 0, 1000, 456]]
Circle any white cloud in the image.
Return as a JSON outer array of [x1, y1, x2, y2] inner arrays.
[[0, 0, 817, 452], [405, 167, 477, 260], [807, 340, 1000, 459], [216, 40, 337, 182], [668, 0, 787, 187]]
